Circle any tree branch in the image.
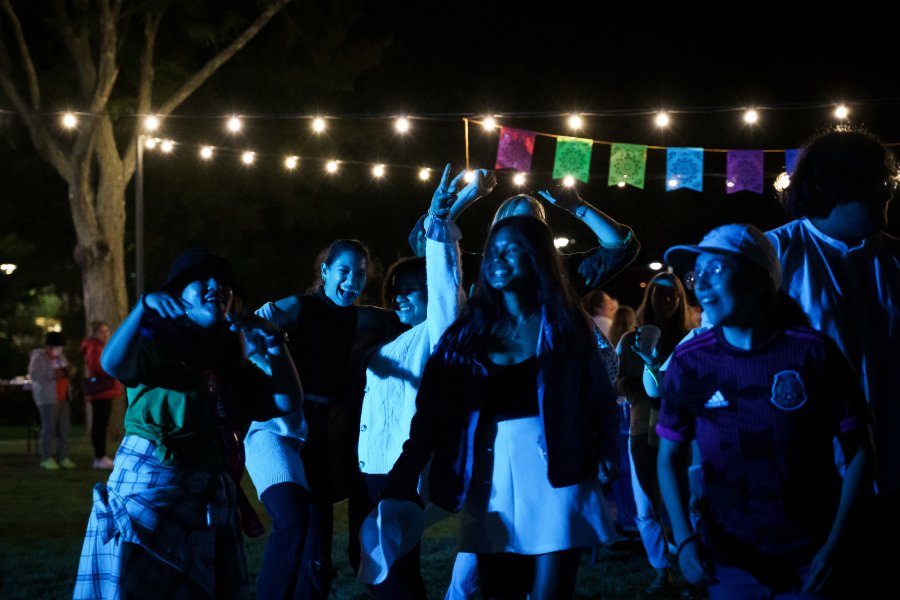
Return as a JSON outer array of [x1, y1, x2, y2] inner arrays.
[[155, 0, 291, 117], [0, 0, 40, 108]]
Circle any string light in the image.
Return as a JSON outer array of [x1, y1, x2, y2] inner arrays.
[[554, 237, 570, 248], [655, 111, 670, 127], [617, 181, 626, 188], [563, 175, 576, 187], [567, 114, 583, 130], [284, 156, 299, 170], [743, 109, 759, 124], [62, 112, 77, 129], [726, 181, 735, 188], [418, 168, 431, 181], [312, 117, 326, 133], [241, 151, 255, 165], [227, 116, 242, 133], [834, 104, 849, 120], [482, 116, 497, 131], [395, 117, 411, 133], [668, 178, 679, 188], [773, 172, 791, 192], [649, 262, 663, 270], [372, 164, 386, 178], [513, 173, 526, 186], [200, 146, 214, 159], [463, 170, 475, 183], [0, 263, 16, 275], [326, 160, 339, 173], [144, 137, 157, 149], [143, 115, 160, 131], [159, 139, 174, 153]]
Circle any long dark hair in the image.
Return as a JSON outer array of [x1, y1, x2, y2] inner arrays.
[[635, 272, 691, 358], [440, 216, 594, 358]]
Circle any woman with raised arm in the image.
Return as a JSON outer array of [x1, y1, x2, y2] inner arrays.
[[382, 215, 620, 600], [408, 181, 640, 296], [350, 164, 483, 597], [74, 248, 302, 599]]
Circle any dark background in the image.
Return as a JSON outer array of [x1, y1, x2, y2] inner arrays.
[[2, 1, 899, 365]]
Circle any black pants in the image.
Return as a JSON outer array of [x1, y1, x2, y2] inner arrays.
[[90, 399, 112, 459], [257, 482, 331, 600], [477, 550, 581, 600], [348, 473, 427, 599]]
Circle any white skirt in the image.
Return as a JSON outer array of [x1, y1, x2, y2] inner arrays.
[[457, 416, 618, 555]]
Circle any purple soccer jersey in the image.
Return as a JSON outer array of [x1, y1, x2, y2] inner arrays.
[[658, 326, 868, 562]]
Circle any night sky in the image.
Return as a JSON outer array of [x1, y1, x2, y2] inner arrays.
[[2, 1, 899, 310]]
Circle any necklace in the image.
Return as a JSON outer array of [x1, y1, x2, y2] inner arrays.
[[505, 312, 538, 340]]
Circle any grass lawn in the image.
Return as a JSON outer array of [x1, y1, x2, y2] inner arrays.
[[0, 425, 699, 599]]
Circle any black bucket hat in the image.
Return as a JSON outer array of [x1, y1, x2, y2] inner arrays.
[[160, 248, 240, 295]]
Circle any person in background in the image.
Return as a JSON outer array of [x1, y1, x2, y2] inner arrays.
[[29, 331, 76, 470], [80, 321, 123, 469], [583, 290, 619, 338], [607, 304, 636, 348], [767, 127, 900, 595], [616, 272, 692, 594], [658, 224, 873, 598]]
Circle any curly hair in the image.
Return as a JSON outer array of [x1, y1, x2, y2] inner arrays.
[[782, 127, 897, 218]]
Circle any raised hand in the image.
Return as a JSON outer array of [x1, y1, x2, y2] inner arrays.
[[430, 163, 467, 217], [537, 185, 584, 214], [142, 292, 189, 320], [430, 164, 496, 220]]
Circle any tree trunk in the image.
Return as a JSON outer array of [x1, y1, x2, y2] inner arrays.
[[71, 179, 129, 331]]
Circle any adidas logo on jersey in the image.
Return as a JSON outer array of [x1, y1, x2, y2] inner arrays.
[[704, 390, 729, 409]]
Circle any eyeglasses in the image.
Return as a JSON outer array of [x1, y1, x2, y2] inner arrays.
[[683, 261, 732, 290]]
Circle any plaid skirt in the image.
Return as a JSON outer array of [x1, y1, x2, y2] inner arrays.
[[73, 436, 248, 599]]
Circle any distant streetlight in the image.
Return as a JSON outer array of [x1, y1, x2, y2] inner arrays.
[[0, 263, 17, 275]]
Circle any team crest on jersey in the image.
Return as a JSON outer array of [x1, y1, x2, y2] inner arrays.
[[770, 370, 807, 411]]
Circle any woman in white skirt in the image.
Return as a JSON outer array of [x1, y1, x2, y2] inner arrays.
[[383, 215, 620, 599]]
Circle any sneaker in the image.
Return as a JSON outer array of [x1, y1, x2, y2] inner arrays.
[[58, 457, 77, 469], [40, 458, 60, 470], [92, 456, 114, 469]]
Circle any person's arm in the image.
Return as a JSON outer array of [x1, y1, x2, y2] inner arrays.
[[804, 434, 873, 592], [658, 437, 714, 584], [227, 313, 303, 416], [538, 186, 640, 291], [804, 341, 876, 592], [408, 164, 497, 256], [537, 186, 629, 245], [423, 169, 467, 345], [101, 292, 187, 386]]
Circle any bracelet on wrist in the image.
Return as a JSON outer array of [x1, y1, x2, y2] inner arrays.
[[675, 534, 700, 557]]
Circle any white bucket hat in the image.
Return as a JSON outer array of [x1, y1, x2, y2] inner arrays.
[[357, 499, 425, 585]]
